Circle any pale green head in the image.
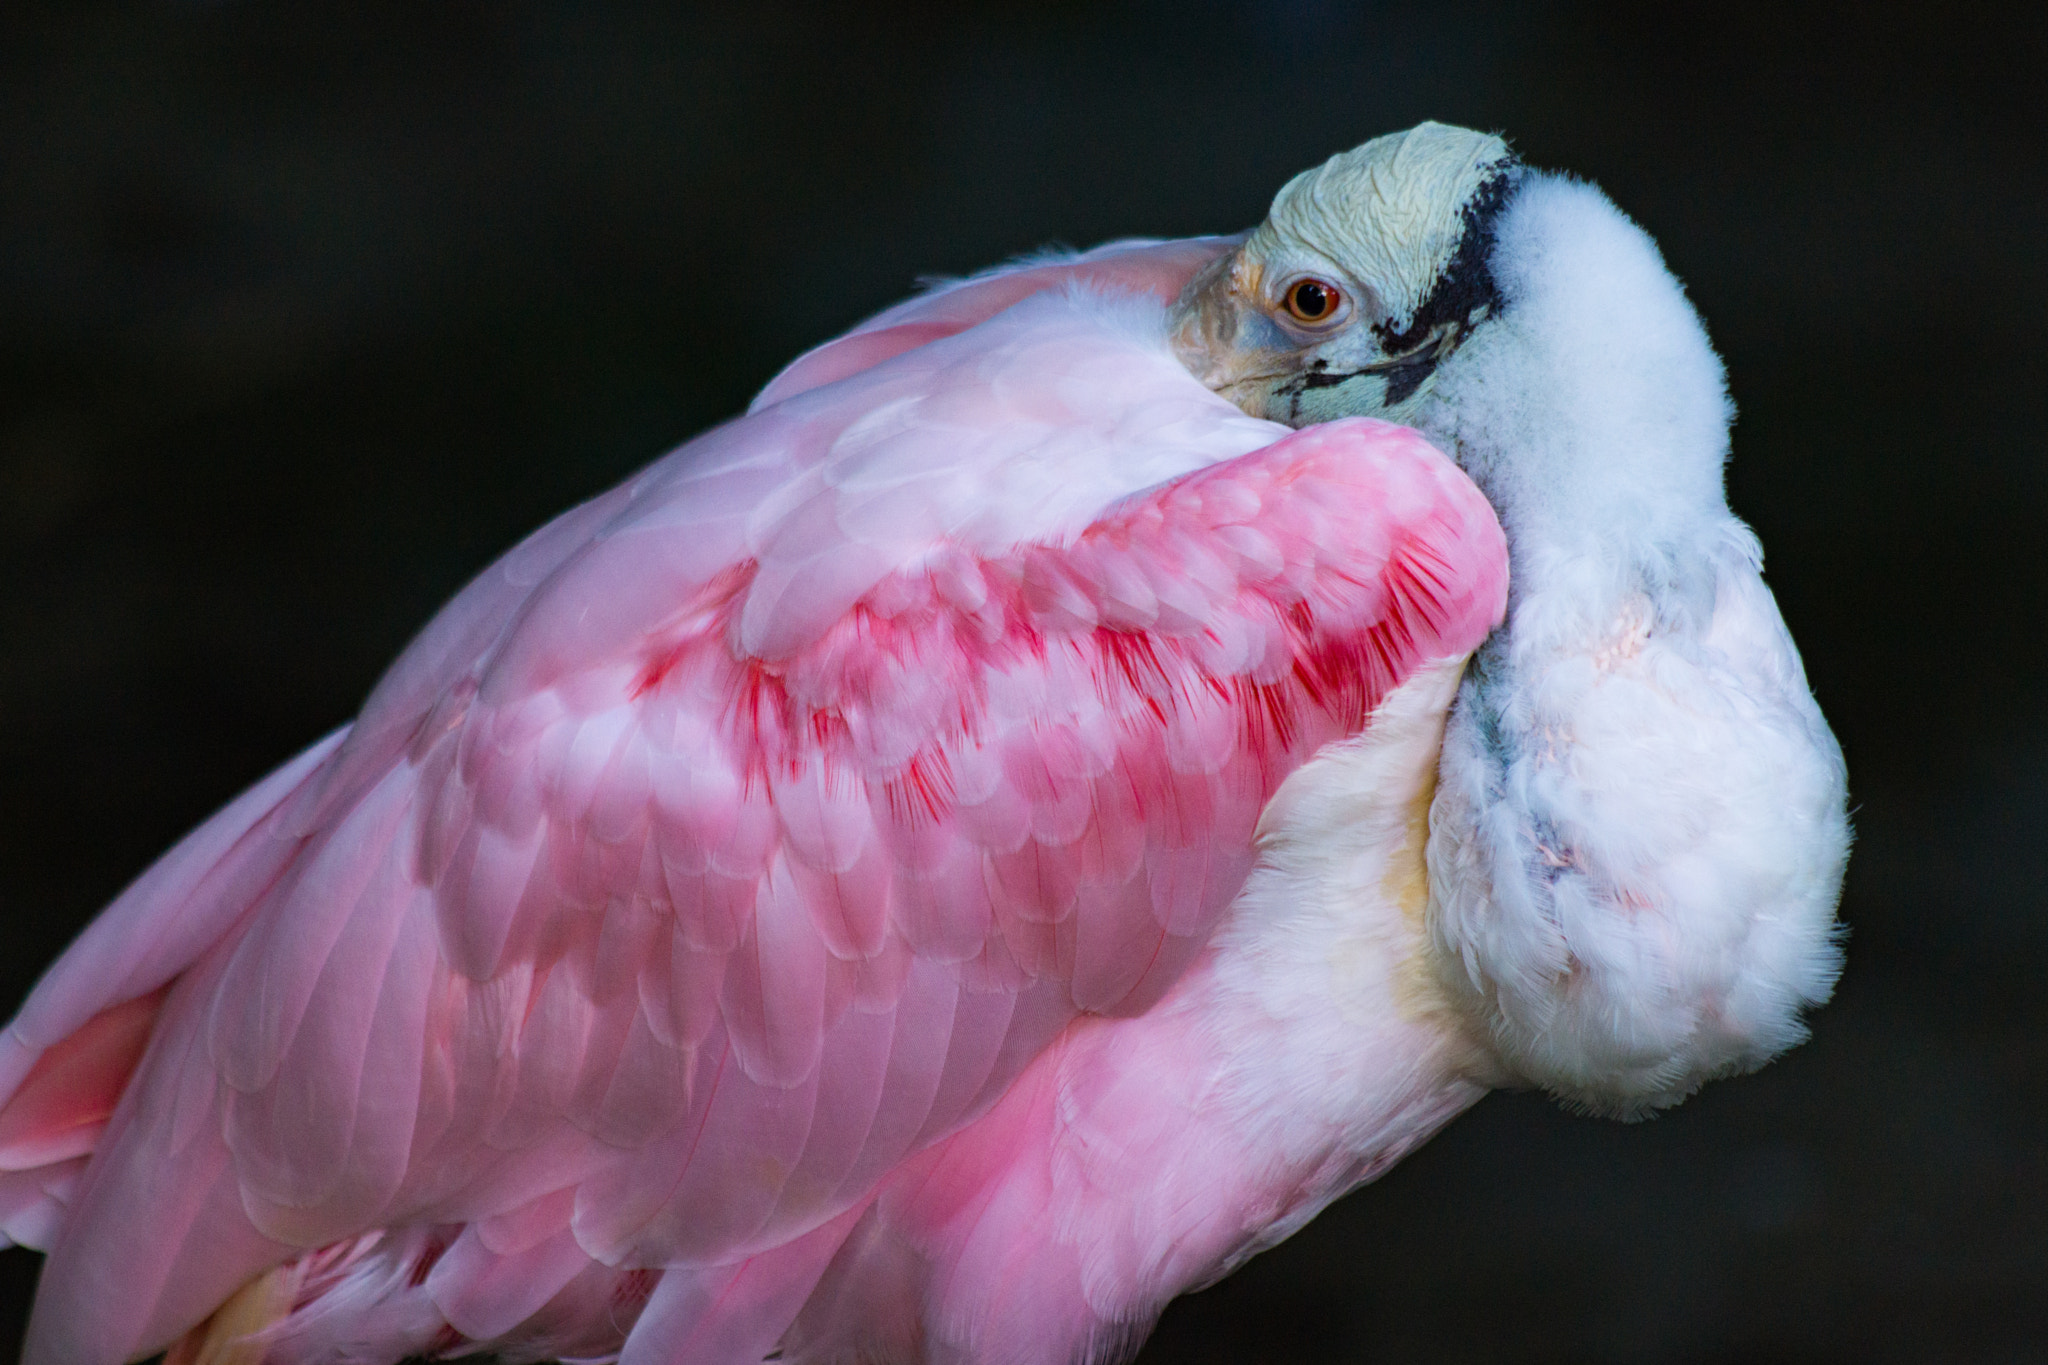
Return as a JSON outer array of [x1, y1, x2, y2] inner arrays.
[[1171, 122, 1520, 427]]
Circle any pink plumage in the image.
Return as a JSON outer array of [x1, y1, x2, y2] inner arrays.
[[0, 239, 1507, 1364]]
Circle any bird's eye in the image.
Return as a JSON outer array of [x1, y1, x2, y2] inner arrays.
[[1282, 278, 1343, 325]]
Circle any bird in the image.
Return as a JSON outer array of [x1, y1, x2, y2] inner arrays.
[[0, 122, 1848, 1365]]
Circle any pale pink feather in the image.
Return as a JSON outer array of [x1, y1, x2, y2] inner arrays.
[[0, 240, 1506, 1365]]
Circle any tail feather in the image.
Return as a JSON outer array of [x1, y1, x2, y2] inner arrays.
[[0, 729, 346, 1104], [0, 988, 168, 1253], [0, 1157, 86, 1250], [0, 988, 166, 1173], [0, 732, 346, 1339]]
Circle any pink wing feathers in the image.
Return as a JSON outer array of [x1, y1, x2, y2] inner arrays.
[[748, 235, 1240, 412], [2, 255, 1506, 1365]]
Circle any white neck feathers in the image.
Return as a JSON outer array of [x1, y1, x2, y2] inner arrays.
[[1416, 174, 1849, 1115], [1422, 174, 1739, 639]]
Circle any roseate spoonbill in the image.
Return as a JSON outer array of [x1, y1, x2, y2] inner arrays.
[[0, 122, 1847, 1365]]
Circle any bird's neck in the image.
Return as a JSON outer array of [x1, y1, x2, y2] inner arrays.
[[1415, 175, 1740, 654], [1400, 180, 1847, 1117]]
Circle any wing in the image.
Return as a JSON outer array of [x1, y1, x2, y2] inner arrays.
[[8, 282, 1506, 1365], [748, 236, 1240, 411]]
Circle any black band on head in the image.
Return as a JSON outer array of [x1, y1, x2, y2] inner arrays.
[[1373, 156, 1523, 357]]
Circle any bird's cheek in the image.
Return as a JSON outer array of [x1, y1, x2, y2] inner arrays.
[[1206, 371, 1283, 423], [1185, 342, 1304, 422]]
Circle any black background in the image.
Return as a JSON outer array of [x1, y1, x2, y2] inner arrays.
[[3, 3, 2045, 1361]]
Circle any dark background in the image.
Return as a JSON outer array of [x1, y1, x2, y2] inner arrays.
[[2, 2, 2044, 1361]]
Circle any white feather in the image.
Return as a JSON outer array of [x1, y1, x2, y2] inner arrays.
[[1416, 173, 1849, 1114]]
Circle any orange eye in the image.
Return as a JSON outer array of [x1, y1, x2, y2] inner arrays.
[[1282, 278, 1343, 324]]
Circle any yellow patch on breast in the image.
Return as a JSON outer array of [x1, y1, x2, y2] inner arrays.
[[1380, 765, 1437, 934], [1380, 763, 1483, 1063], [164, 1265, 295, 1365]]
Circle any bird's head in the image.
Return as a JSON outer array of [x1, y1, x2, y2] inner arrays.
[[1175, 121, 1735, 571], [1170, 122, 1519, 430]]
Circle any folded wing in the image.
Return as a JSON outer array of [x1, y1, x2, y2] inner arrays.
[[4, 264, 1506, 1365]]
